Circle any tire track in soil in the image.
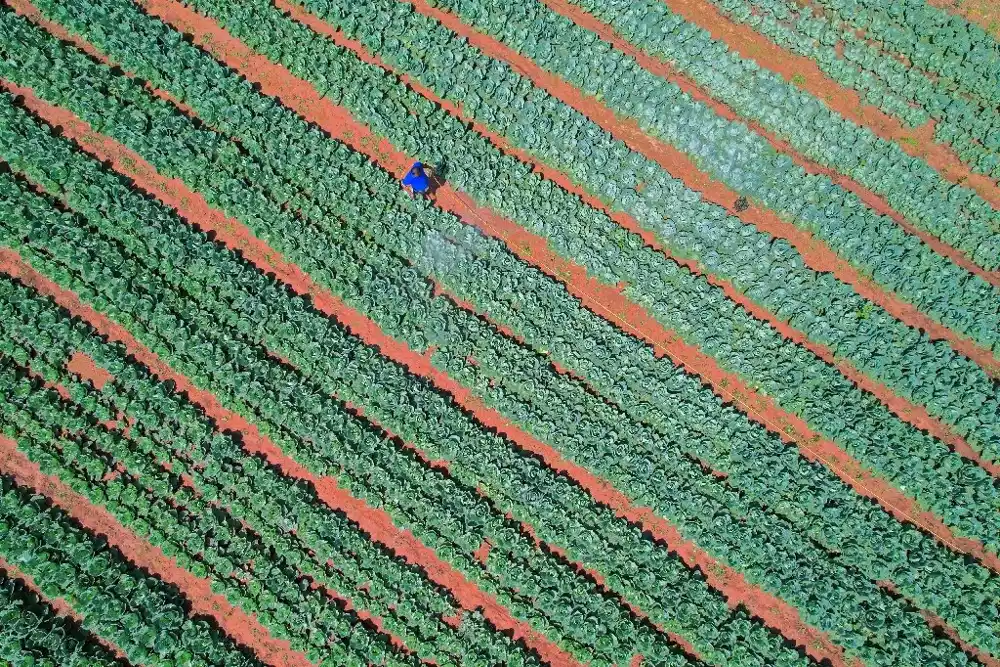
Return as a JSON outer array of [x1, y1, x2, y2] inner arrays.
[[0, 89, 580, 667], [0, 434, 312, 667], [653, 0, 1000, 211], [535, 0, 1000, 294], [267, 0, 1000, 567], [397, 0, 1000, 375], [270, 0, 1000, 491], [0, 555, 132, 664], [2, 14, 845, 661]]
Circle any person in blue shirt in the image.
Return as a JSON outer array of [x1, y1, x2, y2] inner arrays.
[[402, 161, 433, 198]]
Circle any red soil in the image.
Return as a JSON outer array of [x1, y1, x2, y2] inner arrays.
[[0, 434, 311, 667], [0, 83, 579, 665], [538, 0, 1000, 295], [271, 0, 1000, 560], [0, 555, 131, 663], [61, 5, 856, 664], [653, 0, 1000, 210], [65, 350, 113, 390], [401, 0, 1000, 373], [268, 0, 1000, 479]]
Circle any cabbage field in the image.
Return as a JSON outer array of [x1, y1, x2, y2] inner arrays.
[[0, 0, 998, 665]]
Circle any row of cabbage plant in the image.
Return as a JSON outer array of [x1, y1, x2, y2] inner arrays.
[[0, 568, 126, 667]]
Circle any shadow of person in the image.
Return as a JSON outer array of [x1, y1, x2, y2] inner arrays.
[[427, 160, 448, 197]]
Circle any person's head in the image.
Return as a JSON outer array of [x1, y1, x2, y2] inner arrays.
[[410, 166, 421, 177]]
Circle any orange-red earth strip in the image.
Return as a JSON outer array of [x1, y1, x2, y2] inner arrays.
[[398, 0, 1000, 375], [654, 0, 1000, 210], [0, 555, 131, 664], [129, 0, 1000, 581], [0, 84, 580, 667], [0, 433, 311, 667], [534, 0, 1000, 293], [5, 7, 848, 658]]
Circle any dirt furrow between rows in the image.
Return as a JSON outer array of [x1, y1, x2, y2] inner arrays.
[[0, 82, 581, 667], [5, 11, 846, 660], [0, 433, 309, 667], [400, 0, 1000, 377], [535, 0, 1000, 291], [0, 555, 131, 664], [655, 0, 1000, 208]]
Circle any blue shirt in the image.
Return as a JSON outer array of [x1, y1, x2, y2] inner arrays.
[[402, 162, 430, 193]]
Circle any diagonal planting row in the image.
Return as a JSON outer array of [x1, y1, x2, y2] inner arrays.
[[18, 0, 1000, 567], [0, 566, 128, 667], [554, 0, 1000, 266], [0, 472, 264, 667], [391, 0, 1000, 358], [0, 292, 548, 667], [5, 2, 1000, 660], [706, 0, 1000, 179], [112, 0, 1000, 470], [0, 51, 994, 667], [0, 101, 801, 667]]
